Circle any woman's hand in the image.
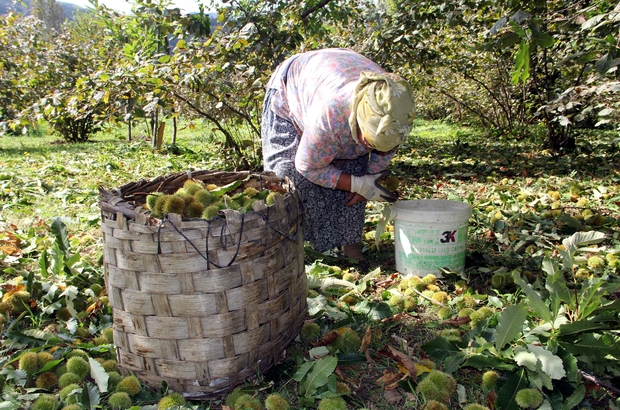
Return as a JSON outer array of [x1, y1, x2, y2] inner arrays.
[[346, 192, 365, 206], [349, 172, 398, 202]]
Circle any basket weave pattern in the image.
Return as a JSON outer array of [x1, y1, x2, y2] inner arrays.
[[99, 171, 308, 397]]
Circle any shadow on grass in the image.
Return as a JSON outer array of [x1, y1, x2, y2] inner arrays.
[[396, 132, 620, 182]]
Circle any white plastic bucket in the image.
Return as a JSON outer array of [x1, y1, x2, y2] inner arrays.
[[391, 199, 472, 277]]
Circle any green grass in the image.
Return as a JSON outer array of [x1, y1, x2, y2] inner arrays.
[[0, 121, 239, 233], [1, 121, 620, 410], [410, 118, 480, 141]]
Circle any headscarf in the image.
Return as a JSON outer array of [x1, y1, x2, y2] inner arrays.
[[348, 71, 415, 152]]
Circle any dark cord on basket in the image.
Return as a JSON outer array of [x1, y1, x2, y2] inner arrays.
[[155, 205, 301, 270], [157, 214, 245, 270]]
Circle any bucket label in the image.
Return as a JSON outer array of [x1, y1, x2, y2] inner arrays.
[[394, 221, 468, 276], [440, 230, 457, 243]]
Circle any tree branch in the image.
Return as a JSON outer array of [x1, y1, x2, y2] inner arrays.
[[462, 70, 512, 130], [579, 370, 620, 398], [202, 89, 260, 137], [434, 87, 497, 129], [173, 92, 249, 168], [301, 0, 333, 20]]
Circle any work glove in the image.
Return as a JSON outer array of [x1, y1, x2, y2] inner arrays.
[[350, 171, 398, 202]]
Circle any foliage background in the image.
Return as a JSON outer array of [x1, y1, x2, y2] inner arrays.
[[3, 0, 620, 157]]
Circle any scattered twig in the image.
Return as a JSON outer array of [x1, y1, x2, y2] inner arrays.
[[579, 370, 620, 397], [408, 286, 445, 307]]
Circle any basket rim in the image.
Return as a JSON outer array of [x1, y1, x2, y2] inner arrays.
[[99, 170, 294, 224]]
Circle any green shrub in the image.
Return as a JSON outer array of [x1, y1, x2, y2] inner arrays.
[[225, 388, 246, 407], [437, 306, 453, 320], [587, 256, 605, 269], [10, 291, 31, 312], [36, 352, 54, 368], [66, 349, 89, 361], [107, 371, 123, 389], [93, 336, 109, 346], [0, 302, 12, 314], [102, 359, 119, 373], [54, 363, 67, 377], [330, 328, 361, 353], [234, 394, 263, 409]]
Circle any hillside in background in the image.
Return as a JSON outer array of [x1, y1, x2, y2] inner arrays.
[[0, 0, 86, 19], [0, 0, 216, 21]]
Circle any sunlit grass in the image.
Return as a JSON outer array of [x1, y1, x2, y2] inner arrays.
[[410, 119, 480, 141], [0, 121, 230, 234]]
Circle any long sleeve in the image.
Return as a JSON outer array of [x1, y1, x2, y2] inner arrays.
[[267, 48, 394, 188]]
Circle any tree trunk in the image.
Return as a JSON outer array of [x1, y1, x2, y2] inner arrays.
[[172, 117, 177, 144], [156, 121, 165, 150], [546, 120, 576, 153], [151, 111, 159, 149]]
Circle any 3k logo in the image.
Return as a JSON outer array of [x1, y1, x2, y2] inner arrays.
[[440, 230, 457, 243]]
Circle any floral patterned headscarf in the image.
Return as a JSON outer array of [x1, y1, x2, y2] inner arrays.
[[349, 71, 415, 152]]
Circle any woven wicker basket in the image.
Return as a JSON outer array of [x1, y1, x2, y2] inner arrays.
[[99, 170, 308, 398]]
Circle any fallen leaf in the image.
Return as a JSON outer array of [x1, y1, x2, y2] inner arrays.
[[335, 368, 346, 380], [382, 312, 412, 323], [266, 183, 286, 193], [384, 389, 403, 404], [2, 283, 26, 302], [0, 231, 22, 256], [359, 326, 372, 352], [0, 244, 21, 256], [441, 316, 470, 326], [385, 373, 410, 390], [387, 345, 417, 379], [487, 390, 496, 410], [376, 369, 402, 386], [415, 363, 433, 375], [311, 330, 338, 347], [403, 391, 418, 403], [390, 334, 416, 356], [86, 301, 99, 313]]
